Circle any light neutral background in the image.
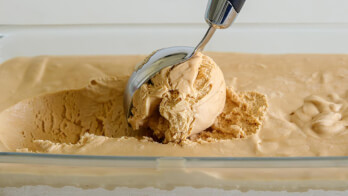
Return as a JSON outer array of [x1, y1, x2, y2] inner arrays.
[[1, 0, 348, 58], [1, 0, 348, 25]]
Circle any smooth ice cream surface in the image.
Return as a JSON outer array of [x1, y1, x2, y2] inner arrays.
[[0, 53, 347, 156], [128, 53, 226, 143]]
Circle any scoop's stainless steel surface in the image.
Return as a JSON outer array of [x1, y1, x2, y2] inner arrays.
[[124, 0, 245, 119]]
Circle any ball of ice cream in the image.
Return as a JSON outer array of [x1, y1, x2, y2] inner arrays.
[[128, 53, 226, 143]]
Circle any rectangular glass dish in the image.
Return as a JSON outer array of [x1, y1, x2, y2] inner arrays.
[[1, 24, 348, 193]]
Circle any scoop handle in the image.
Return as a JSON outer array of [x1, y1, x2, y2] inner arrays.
[[205, 0, 246, 29], [229, 0, 245, 13]]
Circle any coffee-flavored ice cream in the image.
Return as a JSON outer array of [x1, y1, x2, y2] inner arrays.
[[0, 53, 347, 157]]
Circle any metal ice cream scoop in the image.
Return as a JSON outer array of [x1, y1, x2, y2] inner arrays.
[[124, 0, 246, 119]]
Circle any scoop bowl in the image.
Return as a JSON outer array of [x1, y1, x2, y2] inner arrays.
[[123, 46, 195, 118]]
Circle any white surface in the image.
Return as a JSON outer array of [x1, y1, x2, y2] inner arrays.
[[0, 0, 348, 25], [2, 24, 348, 63], [1, 186, 348, 196]]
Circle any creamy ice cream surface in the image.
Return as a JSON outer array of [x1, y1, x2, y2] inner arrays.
[[0, 52, 347, 156], [128, 53, 226, 143]]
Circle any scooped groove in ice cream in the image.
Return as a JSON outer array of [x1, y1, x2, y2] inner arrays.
[[0, 77, 135, 151], [128, 53, 226, 143]]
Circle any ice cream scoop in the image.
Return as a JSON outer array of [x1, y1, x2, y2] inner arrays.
[[128, 53, 227, 143], [124, 0, 246, 119]]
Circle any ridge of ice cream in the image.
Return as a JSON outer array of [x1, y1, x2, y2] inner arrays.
[[290, 93, 348, 138], [128, 53, 227, 143]]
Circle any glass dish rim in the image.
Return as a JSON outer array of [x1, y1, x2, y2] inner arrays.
[[1, 24, 348, 168], [2, 152, 348, 168]]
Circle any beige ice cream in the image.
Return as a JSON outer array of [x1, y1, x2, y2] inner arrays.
[[0, 52, 347, 157], [196, 88, 268, 141], [0, 53, 267, 153], [290, 94, 348, 138], [0, 77, 133, 151], [128, 53, 226, 143]]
